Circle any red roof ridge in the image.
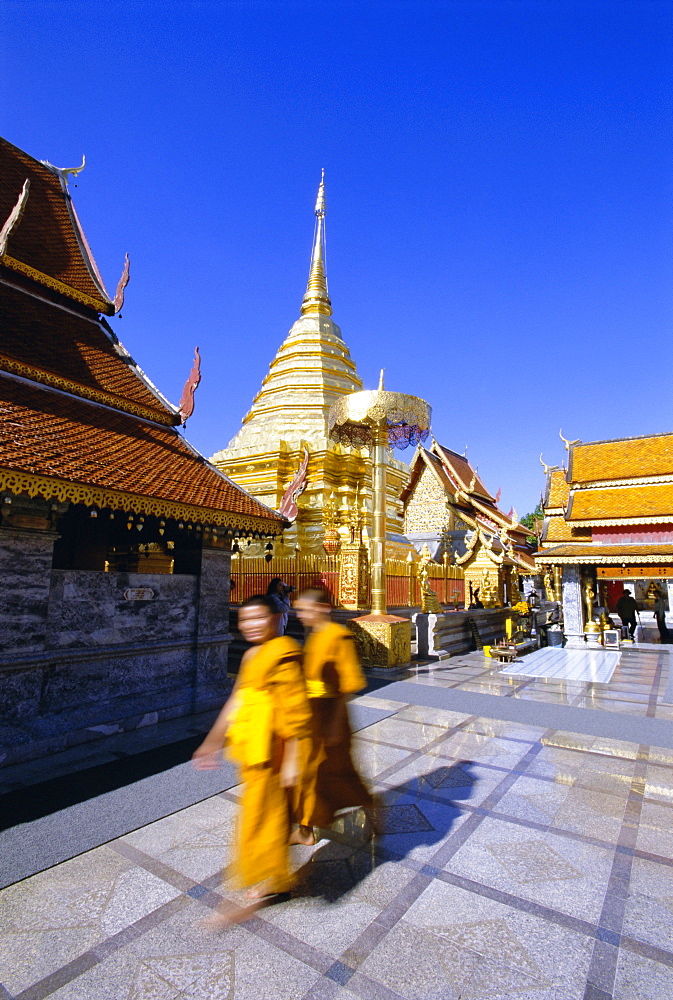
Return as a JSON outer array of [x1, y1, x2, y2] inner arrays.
[[0, 137, 114, 314]]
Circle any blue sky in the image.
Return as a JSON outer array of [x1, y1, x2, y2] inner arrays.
[[2, 0, 671, 516]]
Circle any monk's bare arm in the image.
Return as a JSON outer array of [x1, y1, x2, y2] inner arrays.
[[191, 650, 251, 768], [279, 738, 299, 788]]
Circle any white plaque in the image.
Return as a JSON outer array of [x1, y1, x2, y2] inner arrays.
[[124, 587, 155, 601]]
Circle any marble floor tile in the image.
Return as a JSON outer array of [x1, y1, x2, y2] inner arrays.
[[547, 785, 628, 843], [0, 845, 181, 995], [263, 894, 381, 959], [427, 731, 531, 770], [644, 764, 673, 805], [636, 802, 673, 858], [393, 705, 471, 728], [494, 774, 571, 826], [351, 739, 410, 779], [355, 717, 447, 750], [442, 815, 615, 923], [359, 878, 593, 1000], [351, 695, 408, 711], [613, 946, 673, 1000], [46, 896, 319, 1000], [461, 718, 547, 742], [372, 792, 471, 866], [621, 856, 673, 952], [384, 755, 504, 809]]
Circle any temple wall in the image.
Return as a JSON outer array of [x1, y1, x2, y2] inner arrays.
[[0, 527, 58, 653], [0, 541, 233, 768], [403, 467, 451, 534], [45, 571, 199, 648]]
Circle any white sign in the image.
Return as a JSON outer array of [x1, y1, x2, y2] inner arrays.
[[124, 587, 155, 601]]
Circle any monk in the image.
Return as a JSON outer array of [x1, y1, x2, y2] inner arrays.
[[292, 587, 377, 845], [192, 594, 311, 921]]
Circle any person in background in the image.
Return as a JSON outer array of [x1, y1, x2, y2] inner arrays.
[[291, 587, 378, 846], [192, 594, 311, 925], [616, 588, 638, 638], [266, 577, 293, 635], [652, 588, 670, 643]]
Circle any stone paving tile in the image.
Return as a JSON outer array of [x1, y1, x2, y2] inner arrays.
[[0, 845, 181, 996], [613, 947, 673, 1000], [351, 740, 410, 780], [442, 814, 615, 923], [392, 705, 471, 728], [381, 754, 504, 809], [426, 730, 532, 770], [358, 878, 593, 1000], [621, 856, 673, 953], [354, 718, 446, 751], [44, 897, 319, 1000], [119, 811, 233, 882], [263, 894, 381, 960], [636, 802, 673, 857], [460, 718, 547, 742]]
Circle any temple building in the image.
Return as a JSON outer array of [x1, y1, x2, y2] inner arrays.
[[0, 136, 285, 765], [536, 431, 673, 643], [211, 174, 411, 556], [401, 441, 535, 606]]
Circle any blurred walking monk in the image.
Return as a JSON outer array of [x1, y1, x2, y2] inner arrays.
[[192, 595, 311, 923], [292, 588, 376, 845]]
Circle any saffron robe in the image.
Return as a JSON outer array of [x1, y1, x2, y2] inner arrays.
[[225, 636, 311, 892], [298, 622, 373, 828]]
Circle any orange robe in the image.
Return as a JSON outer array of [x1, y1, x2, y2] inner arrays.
[[298, 622, 373, 828], [225, 636, 311, 892]]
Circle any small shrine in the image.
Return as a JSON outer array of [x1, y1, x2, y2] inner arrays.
[[401, 441, 536, 606]]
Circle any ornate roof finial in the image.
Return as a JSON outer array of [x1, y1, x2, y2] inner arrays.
[[378, 369, 385, 390], [301, 170, 332, 317], [40, 155, 86, 185], [559, 428, 580, 451]]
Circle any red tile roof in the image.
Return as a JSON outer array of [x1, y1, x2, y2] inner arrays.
[[433, 443, 494, 500], [0, 137, 114, 314], [0, 283, 174, 422], [0, 373, 286, 531]]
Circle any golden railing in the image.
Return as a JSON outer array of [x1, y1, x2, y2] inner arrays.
[[230, 552, 464, 608]]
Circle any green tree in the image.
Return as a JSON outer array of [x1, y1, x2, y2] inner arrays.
[[521, 503, 543, 546]]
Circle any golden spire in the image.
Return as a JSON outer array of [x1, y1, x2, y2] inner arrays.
[[301, 169, 332, 317]]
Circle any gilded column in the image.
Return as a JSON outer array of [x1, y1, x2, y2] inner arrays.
[[370, 419, 388, 615]]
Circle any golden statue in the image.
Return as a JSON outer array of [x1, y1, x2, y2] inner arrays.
[[418, 544, 442, 613], [480, 571, 497, 608], [583, 576, 595, 622]]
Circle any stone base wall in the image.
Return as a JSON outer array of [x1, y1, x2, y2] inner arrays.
[[0, 556, 232, 768], [0, 636, 232, 767]]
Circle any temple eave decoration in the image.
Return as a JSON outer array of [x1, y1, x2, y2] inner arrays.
[[0, 468, 287, 536]]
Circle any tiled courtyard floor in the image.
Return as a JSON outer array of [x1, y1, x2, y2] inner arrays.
[[1, 646, 672, 1000]]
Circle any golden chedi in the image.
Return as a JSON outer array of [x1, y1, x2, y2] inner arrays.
[[211, 173, 409, 554]]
